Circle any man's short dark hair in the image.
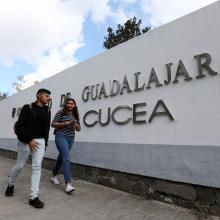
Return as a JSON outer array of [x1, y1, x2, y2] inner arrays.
[[36, 88, 51, 95]]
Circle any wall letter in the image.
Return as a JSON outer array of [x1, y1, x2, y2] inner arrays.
[[60, 92, 71, 107], [91, 84, 99, 101], [164, 63, 172, 85], [48, 99, 52, 110], [98, 82, 108, 99], [173, 60, 192, 84], [194, 53, 218, 79], [82, 86, 90, 102], [149, 100, 174, 123], [134, 72, 145, 92], [112, 105, 132, 125], [99, 108, 111, 126], [12, 108, 16, 118], [83, 110, 99, 127], [133, 103, 147, 124], [146, 68, 162, 89], [110, 80, 120, 97], [120, 75, 133, 95]]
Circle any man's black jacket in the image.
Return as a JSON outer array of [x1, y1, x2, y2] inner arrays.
[[16, 102, 51, 146]]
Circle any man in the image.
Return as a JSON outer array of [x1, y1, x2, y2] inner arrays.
[[5, 88, 51, 209]]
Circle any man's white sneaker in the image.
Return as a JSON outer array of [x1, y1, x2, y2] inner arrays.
[[50, 176, 59, 185], [65, 184, 75, 194]]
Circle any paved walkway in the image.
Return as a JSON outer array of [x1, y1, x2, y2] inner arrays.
[[0, 156, 219, 220]]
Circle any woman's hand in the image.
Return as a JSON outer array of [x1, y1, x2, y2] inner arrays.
[[64, 121, 75, 126], [66, 120, 81, 131], [51, 121, 73, 129], [74, 122, 81, 131], [51, 120, 80, 130]]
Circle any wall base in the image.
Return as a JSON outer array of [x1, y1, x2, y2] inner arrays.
[[1, 148, 220, 217]]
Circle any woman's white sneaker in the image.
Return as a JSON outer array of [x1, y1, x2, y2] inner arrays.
[[65, 184, 75, 194], [50, 176, 60, 185]]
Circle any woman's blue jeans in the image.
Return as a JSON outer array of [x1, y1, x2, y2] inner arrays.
[[53, 134, 74, 184]]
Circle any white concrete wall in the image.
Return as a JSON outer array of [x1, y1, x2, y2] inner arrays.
[[1, 1, 220, 187]]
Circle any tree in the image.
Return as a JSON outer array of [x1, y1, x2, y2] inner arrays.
[[13, 75, 25, 93], [0, 91, 7, 101], [103, 17, 151, 49]]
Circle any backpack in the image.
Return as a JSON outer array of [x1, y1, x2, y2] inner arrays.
[[14, 104, 33, 135]]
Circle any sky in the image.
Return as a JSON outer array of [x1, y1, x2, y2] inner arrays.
[[0, 0, 218, 95]]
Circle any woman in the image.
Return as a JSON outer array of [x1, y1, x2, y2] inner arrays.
[[51, 98, 81, 193]]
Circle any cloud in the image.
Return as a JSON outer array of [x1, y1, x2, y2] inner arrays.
[[113, 0, 137, 3], [0, 0, 83, 65], [20, 41, 84, 90], [88, 0, 112, 24], [109, 0, 139, 25], [141, 0, 218, 27], [111, 8, 130, 24], [0, 0, 113, 90]]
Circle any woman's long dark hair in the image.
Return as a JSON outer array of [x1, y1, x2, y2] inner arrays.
[[61, 98, 80, 121]]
